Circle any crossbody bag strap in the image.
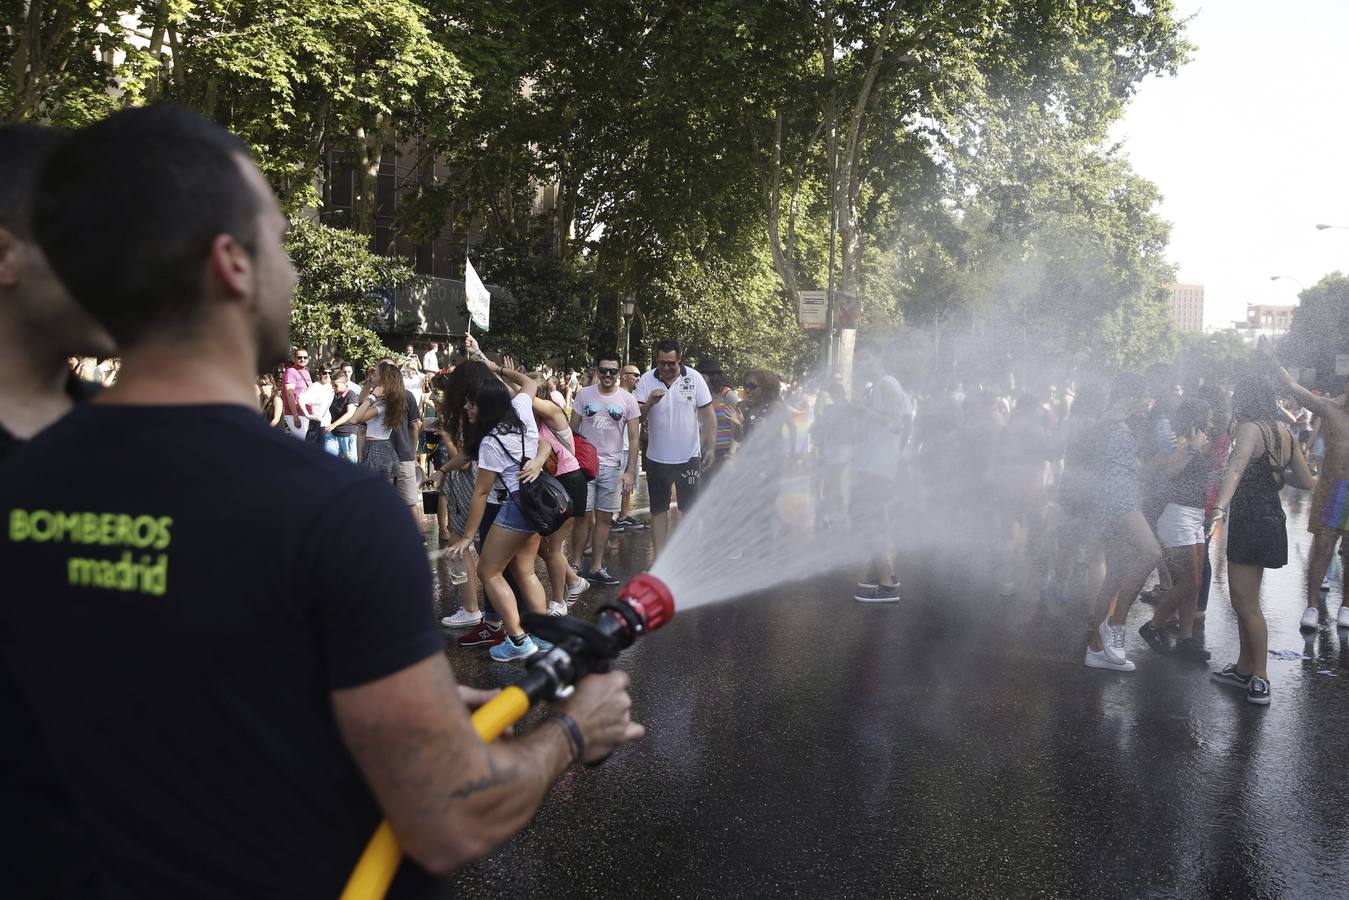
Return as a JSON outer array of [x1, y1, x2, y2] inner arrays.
[[490, 430, 528, 492]]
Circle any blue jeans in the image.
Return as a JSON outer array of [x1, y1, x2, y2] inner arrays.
[[324, 432, 357, 463]]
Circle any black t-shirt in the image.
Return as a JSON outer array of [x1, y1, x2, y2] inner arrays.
[[0, 404, 443, 898], [390, 402, 423, 463], [1, 374, 102, 898], [330, 388, 359, 436]]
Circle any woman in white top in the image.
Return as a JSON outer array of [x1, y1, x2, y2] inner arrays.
[[448, 357, 553, 662], [351, 362, 409, 492]]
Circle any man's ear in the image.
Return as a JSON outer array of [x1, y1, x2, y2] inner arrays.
[[0, 228, 22, 288], [205, 233, 252, 300]]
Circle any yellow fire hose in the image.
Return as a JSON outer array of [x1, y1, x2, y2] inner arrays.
[[339, 685, 530, 900], [338, 574, 674, 900]]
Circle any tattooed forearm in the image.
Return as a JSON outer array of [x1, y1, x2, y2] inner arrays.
[[448, 745, 519, 800]]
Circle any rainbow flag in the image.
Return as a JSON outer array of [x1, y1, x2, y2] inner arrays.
[[1320, 479, 1349, 531]]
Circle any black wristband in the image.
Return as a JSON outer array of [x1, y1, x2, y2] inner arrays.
[[552, 713, 585, 764]]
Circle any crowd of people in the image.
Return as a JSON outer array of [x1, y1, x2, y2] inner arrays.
[[2, 105, 1344, 900], [66, 298, 1349, 714]]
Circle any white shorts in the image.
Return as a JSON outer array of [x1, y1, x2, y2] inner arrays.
[[1156, 503, 1205, 549]]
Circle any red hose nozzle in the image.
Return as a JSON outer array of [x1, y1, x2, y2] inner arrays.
[[614, 573, 675, 634]]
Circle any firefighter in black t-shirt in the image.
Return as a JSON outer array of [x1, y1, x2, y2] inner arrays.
[[0, 106, 644, 898]]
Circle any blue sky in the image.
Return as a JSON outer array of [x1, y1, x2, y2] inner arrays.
[[1112, 1, 1349, 329]]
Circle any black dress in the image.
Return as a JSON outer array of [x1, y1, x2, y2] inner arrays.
[[1226, 422, 1288, 569]]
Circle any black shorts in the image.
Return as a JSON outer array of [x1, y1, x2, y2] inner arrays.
[[647, 457, 701, 514], [557, 469, 590, 520]]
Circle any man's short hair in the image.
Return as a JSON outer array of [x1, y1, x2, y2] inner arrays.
[[0, 124, 65, 239], [33, 104, 261, 347], [595, 351, 621, 368], [654, 339, 680, 357]]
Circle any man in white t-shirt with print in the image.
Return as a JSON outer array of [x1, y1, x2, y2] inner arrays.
[[569, 351, 640, 586], [635, 338, 716, 556]]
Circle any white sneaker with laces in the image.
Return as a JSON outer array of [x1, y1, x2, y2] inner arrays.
[[547, 601, 567, 617], [567, 577, 590, 603], [1300, 607, 1321, 632], [1338, 606, 1349, 628], [1098, 620, 1127, 665], [1085, 647, 1135, 672], [441, 609, 483, 628]]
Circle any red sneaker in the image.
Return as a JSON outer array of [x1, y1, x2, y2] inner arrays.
[[458, 621, 505, 648]]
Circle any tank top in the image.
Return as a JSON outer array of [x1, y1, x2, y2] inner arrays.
[[1236, 423, 1285, 499], [539, 424, 580, 475]]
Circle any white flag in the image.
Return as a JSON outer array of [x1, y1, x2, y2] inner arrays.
[[465, 257, 491, 332]]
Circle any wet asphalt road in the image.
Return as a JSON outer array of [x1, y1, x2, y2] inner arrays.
[[424, 490, 1349, 899]]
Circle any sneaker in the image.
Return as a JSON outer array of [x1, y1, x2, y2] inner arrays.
[[1098, 620, 1127, 665], [1173, 637, 1211, 663], [586, 566, 620, 586], [998, 581, 1016, 598], [547, 601, 567, 617], [459, 621, 505, 648], [1139, 621, 1173, 655], [1084, 647, 1135, 672], [1322, 574, 1333, 592], [532, 637, 555, 652], [441, 608, 483, 628], [1300, 607, 1321, 632], [1246, 674, 1271, 706], [614, 516, 640, 529], [567, 577, 591, 603], [1338, 606, 1349, 628], [856, 580, 879, 590], [489, 634, 538, 662], [855, 584, 900, 603], [608, 521, 631, 534], [1211, 663, 1252, 689]]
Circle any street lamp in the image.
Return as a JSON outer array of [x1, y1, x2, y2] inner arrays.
[[622, 296, 636, 365], [1315, 224, 1349, 231], [1270, 274, 1306, 291]]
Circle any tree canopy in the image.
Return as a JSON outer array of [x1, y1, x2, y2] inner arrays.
[[4, 0, 1193, 376]]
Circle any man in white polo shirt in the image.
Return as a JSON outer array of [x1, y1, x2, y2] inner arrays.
[[635, 338, 716, 556]]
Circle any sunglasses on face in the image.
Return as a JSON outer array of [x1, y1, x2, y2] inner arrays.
[[296, 356, 308, 361], [597, 367, 619, 376], [622, 371, 640, 378]]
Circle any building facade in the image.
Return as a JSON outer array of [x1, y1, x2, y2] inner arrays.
[[1168, 282, 1205, 333]]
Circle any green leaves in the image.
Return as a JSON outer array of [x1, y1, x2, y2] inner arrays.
[[284, 218, 419, 368], [1283, 273, 1349, 390]]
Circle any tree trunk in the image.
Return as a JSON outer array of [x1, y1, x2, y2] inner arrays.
[[755, 110, 797, 298], [834, 1, 898, 299], [353, 115, 389, 239]]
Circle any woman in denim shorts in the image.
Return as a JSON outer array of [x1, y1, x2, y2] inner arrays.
[[447, 349, 552, 662]]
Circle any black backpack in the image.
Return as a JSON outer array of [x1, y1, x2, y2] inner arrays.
[[491, 433, 572, 535]]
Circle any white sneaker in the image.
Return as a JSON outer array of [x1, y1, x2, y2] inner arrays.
[[1098, 620, 1127, 665], [1085, 647, 1135, 672], [441, 609, 482, 628], [1300, 607, 1321, 632], [567, 578, 590, 603], [1338, 606, 1349, 628], [547, 601, 567, 617]]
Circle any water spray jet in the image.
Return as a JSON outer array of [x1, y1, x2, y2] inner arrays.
[[341, 574, 675, 900]]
